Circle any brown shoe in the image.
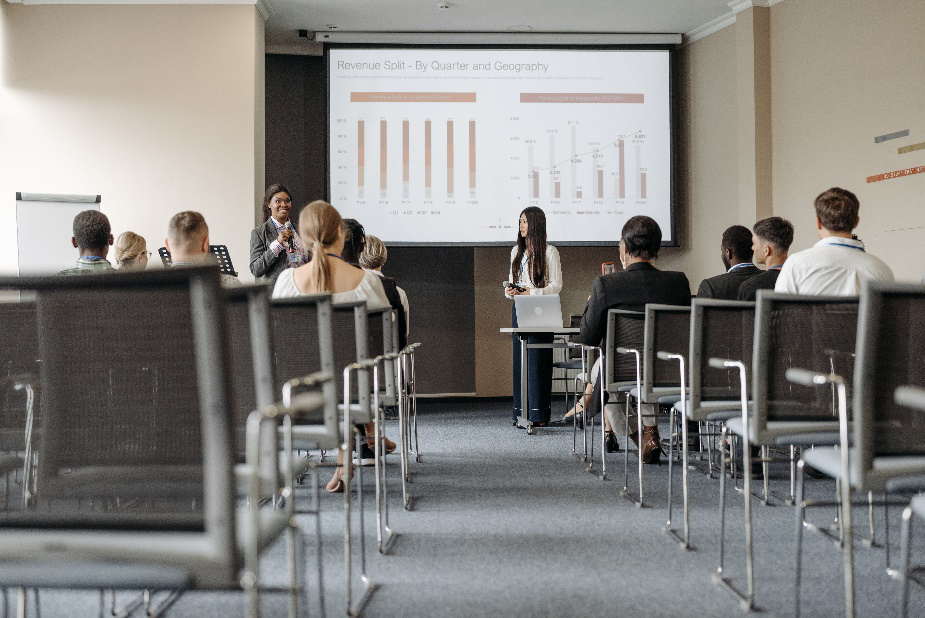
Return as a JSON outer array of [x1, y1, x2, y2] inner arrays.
[[641, 426, 664, 464]]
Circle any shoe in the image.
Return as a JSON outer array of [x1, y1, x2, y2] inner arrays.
[[560, 412, 585, 429], [367, 435, 397, 455], [326, 466, 347, 493], [629, 430, 640, 448], [604, 431, 619, 453], [352, 444, 376, 466], [641, 426, 665, 464]]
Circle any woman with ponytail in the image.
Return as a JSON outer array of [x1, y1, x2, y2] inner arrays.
[[273, 200, 391, 492], [505, 206, 562, 427]]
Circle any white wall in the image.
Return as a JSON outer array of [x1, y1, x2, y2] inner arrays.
[[0, 3, 264, 278]]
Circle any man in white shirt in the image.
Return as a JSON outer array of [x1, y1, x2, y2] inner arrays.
[[165, 211, 242, 287], [774, 187, 893, 295]]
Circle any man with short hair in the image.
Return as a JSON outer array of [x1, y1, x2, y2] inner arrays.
[[775, 187, 893, 295], [696, 225, 762, 299], [165, 211, 242, 287], [59, 210, 115, 275], [738, 217, 794, 301]]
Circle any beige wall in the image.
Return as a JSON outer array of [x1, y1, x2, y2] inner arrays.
[[770, 0, 925, 281], [0, 3, 264, 278]]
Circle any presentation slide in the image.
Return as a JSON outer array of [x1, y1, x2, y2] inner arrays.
[[328, 48, 674, 245]]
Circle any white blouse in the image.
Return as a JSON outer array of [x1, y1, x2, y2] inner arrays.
[[505, 244, 562, 298], [272, 267, 392, 310]]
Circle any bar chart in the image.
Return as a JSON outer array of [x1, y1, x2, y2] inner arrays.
[[343, 113, 479, 202], [520, 124, 650, 202]]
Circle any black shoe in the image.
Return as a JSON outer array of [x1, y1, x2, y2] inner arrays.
[[604, 431, 620, 453], [561, 413, 584, 429], [352, 444, 376, 466]]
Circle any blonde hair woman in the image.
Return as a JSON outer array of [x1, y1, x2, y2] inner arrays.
[[272, 201, 391, 492], [114, 231, 150, 270]]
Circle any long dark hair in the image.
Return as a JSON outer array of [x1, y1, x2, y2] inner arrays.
[[261, 183, 292, 221], [511, 206, 548, 288]]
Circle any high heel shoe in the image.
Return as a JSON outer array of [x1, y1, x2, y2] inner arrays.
[[326, 466, 347, 493], [604, 430, 619, 453], [366, 435, 397, 455]]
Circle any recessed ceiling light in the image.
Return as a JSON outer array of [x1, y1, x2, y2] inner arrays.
[[325, 24, 339, 30], [437, 2, 450, 10]]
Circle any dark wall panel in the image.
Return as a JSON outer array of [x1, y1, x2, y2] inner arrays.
[[265, 54, 327, 223], [385, 247, 476, 394]]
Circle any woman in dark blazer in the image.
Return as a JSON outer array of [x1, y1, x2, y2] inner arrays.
[[250, 184, 305, 285]]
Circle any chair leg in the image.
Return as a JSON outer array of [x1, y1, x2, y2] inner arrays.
[[795, 459, 806, 618], [900, 505, 914, 618]]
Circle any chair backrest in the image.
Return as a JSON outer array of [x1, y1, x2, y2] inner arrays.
[[0, 267, 237, 583], [564, 314, 583, 361], [689, 299, 755, 415], [751, 291, 859, 443], [854, 282, 925, 480], [0, 301, 38, 452], [224, 285, 275, 458], [332, 302, 371, 410], [604, 309, 645, 391], [367, 307, 397, 398], [642, 304, 691, 400], [269, 293, 339, 434]]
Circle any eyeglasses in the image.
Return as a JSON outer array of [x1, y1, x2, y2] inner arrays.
[[143, 251, 152, 258]]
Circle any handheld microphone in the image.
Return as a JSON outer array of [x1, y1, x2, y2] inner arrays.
[[284, 221, 294, 252]]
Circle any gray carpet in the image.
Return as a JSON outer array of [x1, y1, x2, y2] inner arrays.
[[18, 400, 925, 616]]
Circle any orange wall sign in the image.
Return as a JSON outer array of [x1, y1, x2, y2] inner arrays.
[[867, 165, 925, 183]]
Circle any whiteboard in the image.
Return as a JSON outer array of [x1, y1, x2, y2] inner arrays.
[[16, 192, 102, 276]]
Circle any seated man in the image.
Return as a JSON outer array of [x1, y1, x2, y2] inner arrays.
[[738, 217, 794, 301], [59, 210, 115, 275], [697, 225, 761, 299], [775, 187, 893, 295], [165, 211, 242, 287], [579, 215, 691, 463]]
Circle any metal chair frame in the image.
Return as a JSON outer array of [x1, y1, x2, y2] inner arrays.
[[0, 267, 310, 618]]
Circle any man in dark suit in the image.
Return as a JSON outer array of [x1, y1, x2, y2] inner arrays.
[[579, 215, 691, 463], [696, 225, 762, 299], [737, 217, 794, 301]]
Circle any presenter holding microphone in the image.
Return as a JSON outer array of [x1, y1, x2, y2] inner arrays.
[[250, 183, 306, 286], [506, 207, 562, 427]]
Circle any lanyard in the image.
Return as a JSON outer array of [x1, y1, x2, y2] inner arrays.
[[828, 242, 865, 252], [728, 262, 755, 272]]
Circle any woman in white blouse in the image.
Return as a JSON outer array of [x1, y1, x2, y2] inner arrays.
[[273, 200, 391, 493], [505, 207, 562, 426]]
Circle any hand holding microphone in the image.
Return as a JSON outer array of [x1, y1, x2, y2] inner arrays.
[[281, 221, 294, 252]]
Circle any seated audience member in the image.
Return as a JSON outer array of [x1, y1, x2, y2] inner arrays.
[[114, 231, 150, 271], [737, 217, 794, 301], [272, 201, 393, 492], [165, 211, 242, 287], [696, 225, 761, 299], [360, 235, 410, 348], [578, 215, 691, 463], [338, 219, 403, 455], [775, 187, 894, 295], [59, 210, 115, 275]]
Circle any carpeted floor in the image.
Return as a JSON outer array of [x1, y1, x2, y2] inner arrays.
[[22, 400, 925, 616]]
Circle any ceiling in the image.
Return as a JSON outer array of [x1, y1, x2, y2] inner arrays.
[[264, 0, 747, 52]]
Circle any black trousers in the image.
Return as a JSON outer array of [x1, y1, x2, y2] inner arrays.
[[511, 305, 554, 423]]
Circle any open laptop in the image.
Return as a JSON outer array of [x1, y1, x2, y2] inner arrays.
[[513, 294, 564, 328]]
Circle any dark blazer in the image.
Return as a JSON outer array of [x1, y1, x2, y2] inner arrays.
[[378, 275, 408, 349], [579, 262, 691, 347], [736, 268, 781, 301], [696, 264, 762, 300], [249, 219, 289, 287]]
